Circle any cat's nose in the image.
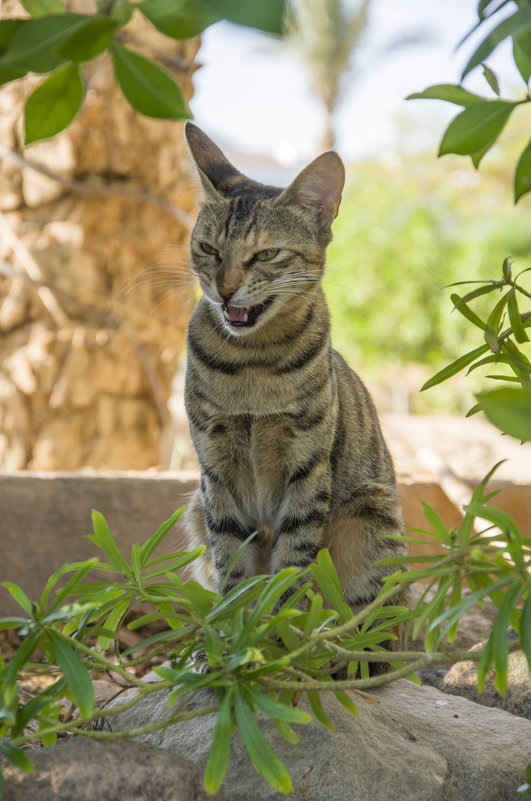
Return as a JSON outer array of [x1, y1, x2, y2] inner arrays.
[[217, 283, 237, 301]]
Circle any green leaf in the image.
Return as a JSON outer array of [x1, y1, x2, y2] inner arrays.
[[111, 43, 190, 119], [55, 16, 119, 62], [0, 20, 25, 55], [461, 7, 531, 79], [521, 593, 531, 672], [484, 292, 509, 353], [205, 0, 286, 35], [421, 344, 490, 390], [22, 0, 63, 16], [307, 689, 334, 732], [333, 689, 357, 716], [481, 62, 500, 94], [438, 101, 515, 159], [491, 581, 523, 695], [406, 84, 483, 106], [88, 510, 132, 577], [451, 293, 487, 329], [479, 387, 531, 441], [47, 630, 94, 718], [507, 288, 529, 343], [204, 689, 233, 794], [0, 742, 34, 773], [513, 34, 531, 83], [233, 692, 292, 794], [140, 507, 185, 566], [515, 138, 531, 203], [309, 549, 352, 623], [246, 687, 312, 724], [1, 582, 33, 615], [3, 630, 41, 705], [139, 0, 221, 39], [0, 14, 87, 72], [24, 64, 84, 145], [421, 502, 452, 545]]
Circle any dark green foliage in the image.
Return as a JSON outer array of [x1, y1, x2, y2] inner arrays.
[[0, 0, 287, 142]]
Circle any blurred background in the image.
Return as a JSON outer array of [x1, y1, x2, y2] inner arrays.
[[0, 0, 530, 478]]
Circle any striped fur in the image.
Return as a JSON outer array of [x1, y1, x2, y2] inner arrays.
[[182, 124, 408, 661]]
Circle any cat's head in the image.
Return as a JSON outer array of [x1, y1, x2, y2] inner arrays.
[[185, 122, 344, 336]]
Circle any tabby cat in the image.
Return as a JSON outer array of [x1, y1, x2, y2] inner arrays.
[[182, 123, 408, 654]]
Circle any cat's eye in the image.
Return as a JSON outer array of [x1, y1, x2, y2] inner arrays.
[[200, 242, 219, 256], [255, 248, 279, 262]]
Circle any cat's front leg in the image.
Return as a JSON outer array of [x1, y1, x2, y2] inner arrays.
[[199, 480, 257, 595], [271, 469, 332, 605]]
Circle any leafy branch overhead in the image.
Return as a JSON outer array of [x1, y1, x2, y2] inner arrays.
[[407, 0, 531, 202], [0, 0, 287, 144]]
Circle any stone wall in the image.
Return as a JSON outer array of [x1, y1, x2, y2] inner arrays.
[[0, 1, 199, 469]]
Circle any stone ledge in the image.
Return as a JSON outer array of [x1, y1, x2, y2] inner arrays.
[[1, 470, 529, 615]]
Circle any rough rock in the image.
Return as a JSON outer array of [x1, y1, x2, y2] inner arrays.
[[419, 640, 531, 720], [104, 679, 531, 801], [1, 738, 218, 801]]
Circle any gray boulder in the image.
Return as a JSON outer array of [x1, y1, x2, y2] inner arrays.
[[1, 737, 218, 801], [104, 678, 530, 801]]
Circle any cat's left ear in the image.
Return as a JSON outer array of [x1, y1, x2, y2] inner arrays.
[[275, 151, 345, 228]]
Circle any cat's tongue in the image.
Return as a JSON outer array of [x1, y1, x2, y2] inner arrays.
[[228, 304, 251, 323]]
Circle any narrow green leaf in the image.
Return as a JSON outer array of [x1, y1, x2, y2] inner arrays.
[[55, 16, 119, 62], [461, 7, 531, 79], [307, 689, 334, 732], [452, 283, 500, 306], [12, 677, 66, 737], [1, 582, 33, 615], [302, 591, 324, 640], [233, 692, 292, 793], [88, 510, 132, 576], [22, 0, 63, 15], [140, 507, 185, 566], [521, 593, 531, 672], [515, 138, 531, 203], [421, 502, 452, 544], [0, 742, 34, 773], [451, 293, 487, 329], [1, 14, 87, 71], [491, 582, 523, 695], [481, 62, 500, 94], [3, 631, 41, 704], [484, 291, 509, 353], [44, 558, 99, 614], [274, 718, 300, 744], [421, 344, 490, 390], [309, 549, 352, 623], [438, 101, 515, 158], [507, 287, 529, 343], [204, 689, 233, 794], [479, 387, 531, 441], [138, 0, 221, 39], [0, 20, 26, 56], [406, 83, 483, 106], [205, 0, 286, 35], [513, 34, 531, 83], [246, 687, 312, 724], [47, 630, 94, 718], [333, 689, 357, 716], [112, 43, 190, 119]]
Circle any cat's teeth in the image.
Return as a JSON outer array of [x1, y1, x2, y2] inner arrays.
[[243, 312, 249, 323]]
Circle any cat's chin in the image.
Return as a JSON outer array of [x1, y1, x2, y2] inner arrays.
[[220, 297, 274, 333]]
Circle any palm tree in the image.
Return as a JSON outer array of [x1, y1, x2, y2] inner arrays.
[[286, 0, 372, 150]]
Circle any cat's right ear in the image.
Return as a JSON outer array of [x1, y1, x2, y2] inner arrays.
[[185, 122, 242, 200]]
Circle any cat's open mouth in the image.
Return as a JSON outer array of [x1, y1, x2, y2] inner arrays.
[[222, 297, 274, 327]]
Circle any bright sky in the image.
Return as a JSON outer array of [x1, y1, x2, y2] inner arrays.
[[189, 0, 522, 165]]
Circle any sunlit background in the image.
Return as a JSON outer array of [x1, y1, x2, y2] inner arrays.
[[183, 0, 531, 415]]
